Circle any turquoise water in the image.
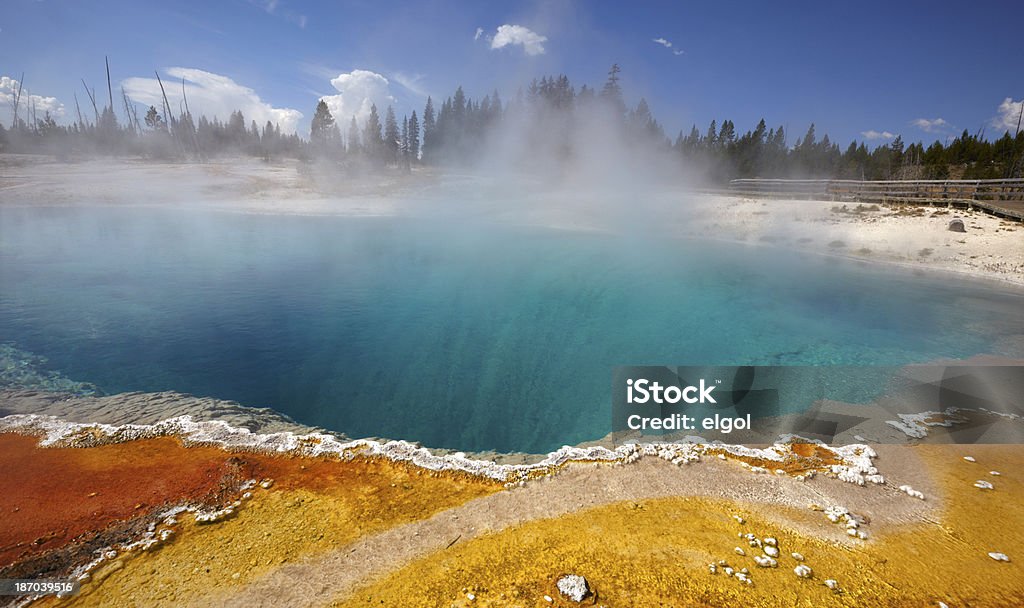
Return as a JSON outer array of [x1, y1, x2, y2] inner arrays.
[[1, 206, 1022, 452]]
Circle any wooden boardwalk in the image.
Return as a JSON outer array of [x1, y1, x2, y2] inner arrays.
[[728, 178, 1024, 221]]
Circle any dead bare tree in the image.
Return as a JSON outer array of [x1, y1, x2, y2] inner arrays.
[[154, 71, 173, 127], [154, 70, 186, 157], [9, 72, 24, 129], [121, 87, 136, 134], [73, 93, 85, 130], [105, 56, 114, 115], [81, 79, 100, 125], [181, 75, 204, 160]]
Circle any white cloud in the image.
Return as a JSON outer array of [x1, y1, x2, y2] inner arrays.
[[861, 130, 895, 140], [320, 69, 396, 127], [392, 72, 429, 99], [652, 37, 685, 56], [489, 24, 547, 56], [0, 76, 65, 125], [250, 0, 306, 28], [911, 117, 948, 133], [122, 68, 302, 134], [474, 27, 483, 41], [992, 97, 1023, 134]]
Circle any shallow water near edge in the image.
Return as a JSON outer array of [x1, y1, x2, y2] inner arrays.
[[2, 205, 1022, 453]]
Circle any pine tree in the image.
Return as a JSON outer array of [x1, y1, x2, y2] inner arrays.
[[384, 106, 400, 165], [310, 100, 338, 151], [422, 97, 436, 161], [705, 120, 717, 149], [600, 63, 625, 115], [400, 115, 410, 169], [144, 106, 165, 131], [363, 104, 383, 162], [408, 110, 420, 162], [347, 117, 361, 155]]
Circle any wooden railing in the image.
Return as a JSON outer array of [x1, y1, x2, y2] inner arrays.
[[728, 178, 1024, 220]]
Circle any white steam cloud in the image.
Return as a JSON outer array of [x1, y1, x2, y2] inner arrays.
[[0, 76, 66, 124], [992, 97, 1023, 134], [123, 68, 302, 134], [489, 24, 547, 56], [320, 69, 396, 127], [911, 117, 947, 133], [861, 130, 895, 140]]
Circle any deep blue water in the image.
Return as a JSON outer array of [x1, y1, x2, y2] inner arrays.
[[1, 205, 1022, 452]]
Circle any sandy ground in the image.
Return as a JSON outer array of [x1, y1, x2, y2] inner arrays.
[[681, 196, 1024, 287]]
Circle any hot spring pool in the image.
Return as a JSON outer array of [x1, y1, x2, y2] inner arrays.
[[1, 206, 1022, 452]]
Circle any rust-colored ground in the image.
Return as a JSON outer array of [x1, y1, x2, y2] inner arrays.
[[0, 431, 501, 595], [0, 434, 243, 569]]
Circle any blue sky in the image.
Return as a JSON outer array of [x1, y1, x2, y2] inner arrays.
[[3, 0, 1022, 147]]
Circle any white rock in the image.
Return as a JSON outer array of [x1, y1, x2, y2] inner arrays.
[[990, 471, 1001, 476], [763, 537, 778, 547], [544, 595, 553, 603], [963, 456, 976, 462], [733, 515, 745, 524], [794, 565, 813, 578], [824, 579, 839, 590], [974, 480, 994, 490], [764, 546, 779, 558], [466, 593, 475, 601], [899, 485, 925, 500], [754, 555, 777, 568], [556, 574, 590, 602], [734, 547, 746, 556], [988, 552, 1010, 562], [724, 567, 735, 577], [708, 563, 718, 574], [791, 552, 804, 561]]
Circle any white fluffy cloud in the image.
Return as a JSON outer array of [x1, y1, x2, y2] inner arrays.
[[861, 130, 895, 140], [992, 97, 1023, 134], [489, 24, 547, 56], [320, 69, 396, 127], [911, 117, 948, 133], [474, 27, 483, 41], [122, 68, 302, 134], [652, 37, 684, 56], [0, 76, 65, 125]]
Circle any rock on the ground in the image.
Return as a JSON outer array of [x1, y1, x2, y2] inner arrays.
[[556, 574, 591, 602]]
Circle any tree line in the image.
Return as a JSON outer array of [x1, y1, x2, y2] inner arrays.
[[3, 64, 1022, 182]]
